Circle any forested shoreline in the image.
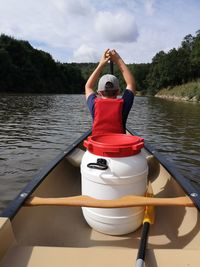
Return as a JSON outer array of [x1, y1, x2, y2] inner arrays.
[[0, 30, 200, 97], [0, 34, 85, 93]]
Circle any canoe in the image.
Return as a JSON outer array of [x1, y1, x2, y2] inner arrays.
[[0, 127, 200, 267]]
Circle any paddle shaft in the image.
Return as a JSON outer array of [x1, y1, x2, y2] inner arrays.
[[110, 60, 114, 74], [136, 222, 150, 267], [135, 183, 155, 267], [25, 195, 194, 207]]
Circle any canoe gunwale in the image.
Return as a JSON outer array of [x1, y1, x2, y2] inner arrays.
[[0, 130, 92, 219], [127, 127, 200, 211], [1, 127, 200, 219]]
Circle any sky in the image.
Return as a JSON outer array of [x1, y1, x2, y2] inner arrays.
[[0, 0, 200, 64]]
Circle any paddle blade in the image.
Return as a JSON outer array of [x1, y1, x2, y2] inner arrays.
[[143, 182, 155, 224]]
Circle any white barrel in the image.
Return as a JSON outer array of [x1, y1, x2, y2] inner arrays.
[[81, 134, 148, 235]]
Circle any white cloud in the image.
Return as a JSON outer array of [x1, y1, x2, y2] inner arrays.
[[0, 0, 200, 63], [71, 44, 99, 62], [64, 0, 93, 16], [0, 1, 63, 43], [144, 0, 156, 15], [95, 10, 138, 43]]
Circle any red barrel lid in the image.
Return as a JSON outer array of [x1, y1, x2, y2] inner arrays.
[[84, 134, 144, 157]]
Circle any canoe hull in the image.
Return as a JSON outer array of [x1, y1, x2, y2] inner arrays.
[[0, 129, 200, 267]]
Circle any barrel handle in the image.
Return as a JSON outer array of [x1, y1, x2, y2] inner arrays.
[[87, 158, 108, 170], [99, 172, 120, 180]]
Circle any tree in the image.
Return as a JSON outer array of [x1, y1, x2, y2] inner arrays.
[[190, 30, 200, 78], [0, 34, 86, 93]]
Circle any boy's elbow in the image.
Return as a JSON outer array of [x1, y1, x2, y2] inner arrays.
[[85, 84, 91, 93], [85, 86, 94, 98], [126, 83, 136, 95]]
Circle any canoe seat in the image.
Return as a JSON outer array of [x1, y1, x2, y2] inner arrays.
[[0, 245, 200, 267]]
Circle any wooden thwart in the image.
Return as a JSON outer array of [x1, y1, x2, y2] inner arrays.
[[25, 195, 194, 208]]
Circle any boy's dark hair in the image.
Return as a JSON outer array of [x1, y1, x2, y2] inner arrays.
[[101, 89, 118, 97], [101, 81, 118, 97], [105, 81, 114, 90]]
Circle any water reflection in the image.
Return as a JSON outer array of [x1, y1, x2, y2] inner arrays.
[[0, 94, 199, 211], [128, 97, 200, 181]]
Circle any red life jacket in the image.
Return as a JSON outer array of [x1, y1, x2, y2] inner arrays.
[[92, 98, 125, 136]]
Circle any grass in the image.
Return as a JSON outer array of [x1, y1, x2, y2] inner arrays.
[[156, 80, 200, 102]]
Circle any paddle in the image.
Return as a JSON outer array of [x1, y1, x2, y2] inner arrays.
[[25, 194, 194, 207], [110, 60, 114, 75], [135, 184, 155, 267]]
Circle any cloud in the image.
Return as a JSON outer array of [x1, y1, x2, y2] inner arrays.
[[0, 1, 62, 43], [94, 10, 138, 43], [144, 0, 156, 15], [0, 0, 94, 50], [71, 44, 99, 62], [65, 0, 93, 16], [0, 0, 200, 64]]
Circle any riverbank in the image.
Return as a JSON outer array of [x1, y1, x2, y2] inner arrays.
[[155, 80, 200, 102]]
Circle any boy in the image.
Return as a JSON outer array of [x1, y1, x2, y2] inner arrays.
[[85, 49, 136, 136]]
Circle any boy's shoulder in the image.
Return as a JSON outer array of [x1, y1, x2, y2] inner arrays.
[[87, 93, 96, 107], [122, 89, 134, 97], [122, 89, 134, 103], [87, 92, 96, 101]]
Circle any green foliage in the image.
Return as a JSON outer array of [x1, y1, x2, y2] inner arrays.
[[146, 30, 200, 94], [129, 63, 151, 91], [0, 34, 85, 93]]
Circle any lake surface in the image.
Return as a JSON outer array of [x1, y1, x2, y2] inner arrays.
[[0, 94, 200, 212]]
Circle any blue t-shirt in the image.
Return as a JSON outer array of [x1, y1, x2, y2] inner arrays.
[[87, 89, 134, 129]]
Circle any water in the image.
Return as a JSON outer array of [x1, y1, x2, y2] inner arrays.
[[0, 94, 200, 212], [128, 97, 200, 182]]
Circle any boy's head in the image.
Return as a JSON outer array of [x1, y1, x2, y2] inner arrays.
[[97, 74, 120, 97]]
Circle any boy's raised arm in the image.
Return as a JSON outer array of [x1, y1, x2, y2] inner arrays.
[[110, 50, 136, 95], [85, 49, 110, 100]]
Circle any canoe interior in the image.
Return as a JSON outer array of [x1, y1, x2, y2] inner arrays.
[[0, 139, 200, 267]]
